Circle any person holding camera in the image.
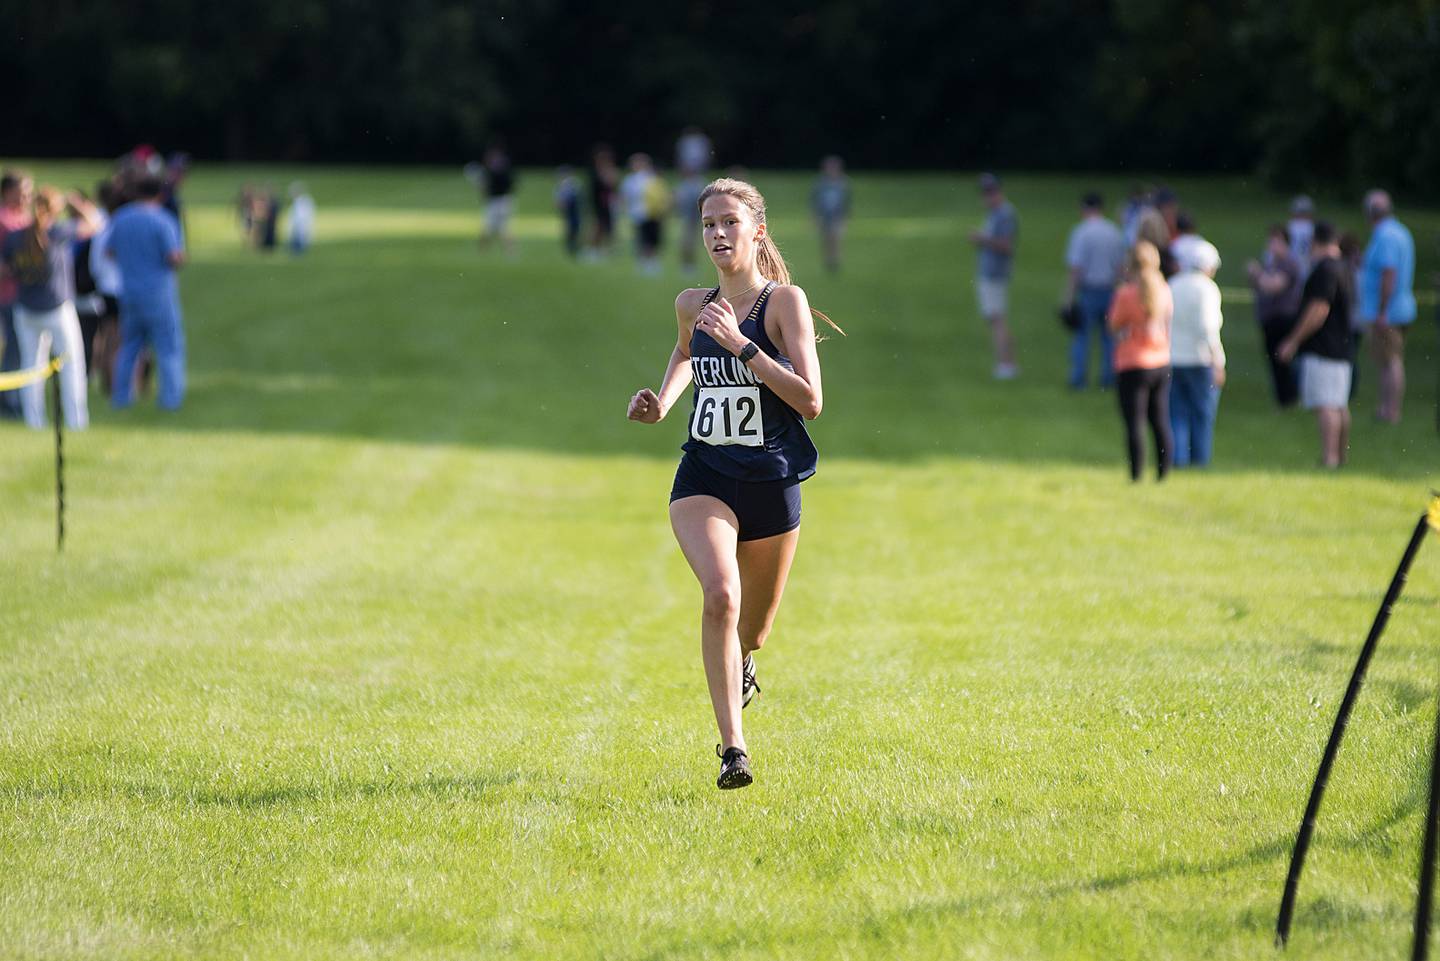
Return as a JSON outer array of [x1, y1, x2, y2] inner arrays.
[[1062, 191, 1126, 390]]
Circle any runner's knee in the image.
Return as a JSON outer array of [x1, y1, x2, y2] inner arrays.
[[702, 581, 741, 623]]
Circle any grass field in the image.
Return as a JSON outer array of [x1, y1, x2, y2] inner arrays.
[[3, 161, 1440, 960]]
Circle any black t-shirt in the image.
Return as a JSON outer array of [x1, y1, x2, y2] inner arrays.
[[485, 164, 514, 199], [1298, 257, 1353, 361]]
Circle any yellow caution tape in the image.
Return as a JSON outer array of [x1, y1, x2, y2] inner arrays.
[[0, 356, 64, 393]]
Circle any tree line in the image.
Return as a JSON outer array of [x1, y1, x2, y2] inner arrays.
[[7, 0, 1438, 194]]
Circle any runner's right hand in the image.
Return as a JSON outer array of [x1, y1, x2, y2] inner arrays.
[[627, 388, 662, 423]]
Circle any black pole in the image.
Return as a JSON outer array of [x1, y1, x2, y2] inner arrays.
[[1277, 512, 1432, 947], [1413, 685, 1440, 961], [51, 370, 64, 552]]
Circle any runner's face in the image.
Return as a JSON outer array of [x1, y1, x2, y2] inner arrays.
[[702, 195, 763, 271]]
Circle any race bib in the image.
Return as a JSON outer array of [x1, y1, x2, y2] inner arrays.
[[691, 386, 764, 447]]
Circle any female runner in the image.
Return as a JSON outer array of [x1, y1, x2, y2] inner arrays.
[[627, 178, 834, 789]]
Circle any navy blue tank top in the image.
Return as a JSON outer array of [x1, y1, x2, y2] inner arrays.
[[681, 282, 818, 482]]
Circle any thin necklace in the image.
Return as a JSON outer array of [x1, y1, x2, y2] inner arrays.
[[720, 278, 764, 301]]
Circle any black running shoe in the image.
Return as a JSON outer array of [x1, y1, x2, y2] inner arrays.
[[741, 653, 760, 709], [716, 744, 753, 789]]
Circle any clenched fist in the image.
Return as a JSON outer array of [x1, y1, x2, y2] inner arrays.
[[627, 387, 663, 423]]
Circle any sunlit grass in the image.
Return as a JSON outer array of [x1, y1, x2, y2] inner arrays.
[[1, 161, 1439, 959]]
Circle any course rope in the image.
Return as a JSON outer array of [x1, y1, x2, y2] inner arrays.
[[0, 356, 63, 392]]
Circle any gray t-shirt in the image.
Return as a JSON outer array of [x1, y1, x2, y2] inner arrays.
[[1065, 216, 1125, 288], [812, 177, 850, 222], [978, 202, 1018, 280], [1255, 250, 1303, 322], [2, 221, 78, 311]]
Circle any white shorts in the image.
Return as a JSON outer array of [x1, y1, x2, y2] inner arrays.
[[1299, 354, 1352, 410], [976, 278, 1009, 318], [485, 196, 513, 235]]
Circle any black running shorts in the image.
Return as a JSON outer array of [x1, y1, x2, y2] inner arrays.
[[669, 453, 801, 541]]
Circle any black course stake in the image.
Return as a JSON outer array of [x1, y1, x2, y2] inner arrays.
[[1415, 687, 1440, 961], [1277, 510, 1433, 948]]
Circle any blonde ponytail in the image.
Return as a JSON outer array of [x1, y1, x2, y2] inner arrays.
[[755, 234, 790, 287], [1129, 240, 1166, 318], [698, 177, 845, 340]]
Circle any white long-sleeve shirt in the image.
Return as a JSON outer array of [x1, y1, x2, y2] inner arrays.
[[1168, 271, 1225, 368]]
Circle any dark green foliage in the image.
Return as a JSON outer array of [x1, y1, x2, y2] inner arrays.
[[5, 0, 1439, 194]]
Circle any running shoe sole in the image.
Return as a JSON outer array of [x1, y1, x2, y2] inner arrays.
[[717, 763, 753, 790], [716, 746, 753, 790]]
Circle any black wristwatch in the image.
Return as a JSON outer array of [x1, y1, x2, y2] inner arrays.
[[738, 342, 759, 365]]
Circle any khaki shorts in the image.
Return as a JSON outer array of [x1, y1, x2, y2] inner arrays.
[[1367, 323, 1406, 362], [976, 278, 1009, 318]]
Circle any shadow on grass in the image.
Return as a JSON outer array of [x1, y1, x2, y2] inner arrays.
[[5, 770, 521, 808], [874, 759, 1429, 937]]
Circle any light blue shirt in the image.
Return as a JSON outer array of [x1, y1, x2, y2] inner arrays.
[[1358, 216, 1416, 325], [107, 202, 183, 307]]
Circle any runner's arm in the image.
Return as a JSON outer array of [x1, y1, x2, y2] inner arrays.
[[750, 286, 823, 420]]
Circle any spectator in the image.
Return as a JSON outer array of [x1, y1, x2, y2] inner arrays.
[[1168, 240, 1226, 467], [620, 154, 664, 274], [555, 166, 583, 258], [1246, 225, 1304, 407], [1276, 222, 1353, 468], [235, 183, 255, 244], [88, 180, 124, 395], [163, 152, 190, 241], [1062, 191, 1125, 389], [107, 175, 187, 411], [673, 170, 705, 273], [1108, 240, 1174, 482], [587, 145, 619, 260], [1150, 188, 1181, 276], [0, 186, 101, 429], [258, 185, 280, 252], [1121, 183, 1148, 247], [0, 170, 34, 419], [1287, 195, 1315, 266], [675, 126, 713, 178], [478, 146, 517, 254], [1338, 231, 1364, 402], [1169, 212, 1203, 274], [287, 182, 315, 255], [71, 188, 107, 381], [970, 172, 1019, 380], [674, 128, 712, 273], [811, 155, 851, 274], [1356, 189, 1416, 423], [640, 169, 671, 276], [1132, 190, 1170, 255]]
